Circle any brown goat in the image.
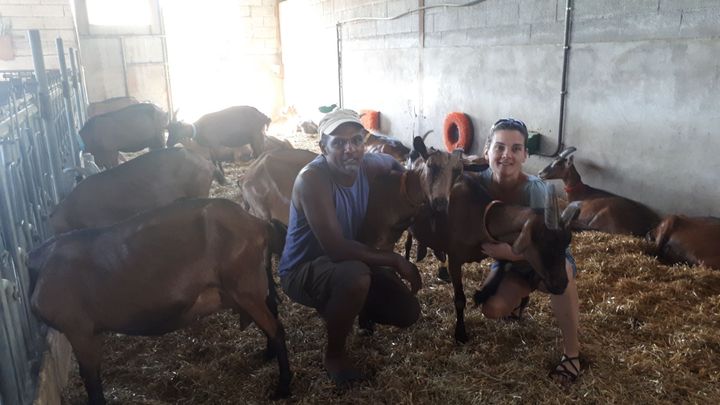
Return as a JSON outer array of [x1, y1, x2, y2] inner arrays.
[[358, 139, 465, 249], [179, 135, 293, 167], [364, 132, 412, 161], [410, 178, 577, 342], [166, 106, 271, 174], [238, 148, 317, 224], [538, 147, 660, 236], [30, 198, 291, 404], [646, 215, 720, 270], [87, 96, 139, 118], [238, 136, 464, 229], [49, 147, 223, 234], [80, 102, 168, 169]]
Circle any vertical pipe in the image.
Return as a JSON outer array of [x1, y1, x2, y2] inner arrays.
[[28, 29, 60, 203], [418, 0, 425, 48], [535, 0, 573, 158], [73, 49, 90, 116], [556, 0, 573, 155], [69, 48, 86, 126], [56, 38, 81, 168], [336, 22, 343, 108]]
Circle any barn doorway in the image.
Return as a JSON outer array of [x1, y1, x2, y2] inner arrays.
[[160, 0, 283, 123]]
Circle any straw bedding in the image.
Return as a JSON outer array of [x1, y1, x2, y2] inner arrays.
[[61, 131, 720, 404]]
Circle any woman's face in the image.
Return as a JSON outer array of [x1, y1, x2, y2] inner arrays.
[[485, 129, 528, 179]]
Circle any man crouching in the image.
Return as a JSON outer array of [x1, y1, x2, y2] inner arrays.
[[278, 108, 422, 387]]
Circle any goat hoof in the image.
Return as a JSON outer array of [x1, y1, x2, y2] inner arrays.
[[454, 330, 468, 344], [271, 386, 291, 400], [263, 348, 278, 361]]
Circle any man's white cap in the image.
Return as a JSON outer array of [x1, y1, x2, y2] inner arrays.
[[318, 108, 363, 135]]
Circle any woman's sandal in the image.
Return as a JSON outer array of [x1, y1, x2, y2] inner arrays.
[[549, 353, 581, 383]]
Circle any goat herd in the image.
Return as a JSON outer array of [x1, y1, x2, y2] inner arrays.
[[27, 98, 719, 404]]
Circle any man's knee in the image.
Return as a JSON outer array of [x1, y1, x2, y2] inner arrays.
[[333, 260, 371, 294]]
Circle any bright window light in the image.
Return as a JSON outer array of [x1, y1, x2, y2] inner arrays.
[[86, 0, 151, 26]]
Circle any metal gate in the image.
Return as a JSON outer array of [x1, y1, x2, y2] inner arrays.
[[0, 30, 87, 405]]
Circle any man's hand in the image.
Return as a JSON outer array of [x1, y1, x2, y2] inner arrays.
[[395, 256, 422, 294]]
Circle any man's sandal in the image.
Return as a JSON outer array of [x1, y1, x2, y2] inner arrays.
[[549, 353, 581, 383]]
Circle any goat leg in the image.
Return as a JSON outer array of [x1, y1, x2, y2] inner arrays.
[[447, 256, 468, 343]]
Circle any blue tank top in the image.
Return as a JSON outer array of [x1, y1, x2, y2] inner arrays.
[[278, 154, 372, 277]]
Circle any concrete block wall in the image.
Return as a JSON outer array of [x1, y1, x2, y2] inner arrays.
[[164, 0, 283, 120], [0, 0, 78, 70], [280, 0, 720, 217]]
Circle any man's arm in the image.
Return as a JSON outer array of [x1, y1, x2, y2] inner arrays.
[[295, 167, 421, 292]]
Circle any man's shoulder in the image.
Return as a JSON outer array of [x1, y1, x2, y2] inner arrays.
[[296, 160, 331, 194], [362, 152, 399, 178]]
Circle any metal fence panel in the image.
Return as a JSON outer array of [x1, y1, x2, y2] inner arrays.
[[0, 29, 86, 405]]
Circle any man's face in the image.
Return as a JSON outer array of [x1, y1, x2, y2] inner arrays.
[[320, 122, 366, 177]]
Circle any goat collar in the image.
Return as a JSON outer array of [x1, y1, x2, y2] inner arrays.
[[364, 131, 373, 143], [190, 122, 198, 139], [483, 200, 504, 243], [564, 181, 585, 195], [400, 171, 424, 208]]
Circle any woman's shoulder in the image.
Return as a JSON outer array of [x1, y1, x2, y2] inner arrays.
[[524, 174, 550, 209], [525, 174, 548, 190]]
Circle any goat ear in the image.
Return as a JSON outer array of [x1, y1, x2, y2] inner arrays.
[[511, 220, 533, 255], [413, 136, 429, 160], [561, 201, 582, 228], [650, 215, 677, 251], [451, 148, 463, 161]]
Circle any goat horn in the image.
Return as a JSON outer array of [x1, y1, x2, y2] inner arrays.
[[544, 184, 560, 230], [422, 129, 433, 141], [558, 146, 577, 160]]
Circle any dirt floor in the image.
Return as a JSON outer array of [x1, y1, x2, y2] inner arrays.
[[62, 130, 720, 404]]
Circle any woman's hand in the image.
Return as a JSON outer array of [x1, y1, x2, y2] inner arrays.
[[481, 242, 524, 261]]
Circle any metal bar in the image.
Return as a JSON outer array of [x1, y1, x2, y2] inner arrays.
[[56, 38, 81, 168], [28, 30, 61, 203], [68, 48, 86, 128], [0, 277, 25, 405], [535, 0, 574, 158], [336, 23, 343, 108]]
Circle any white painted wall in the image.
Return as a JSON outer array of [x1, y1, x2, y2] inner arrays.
[[279, 0, 720, 217]]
